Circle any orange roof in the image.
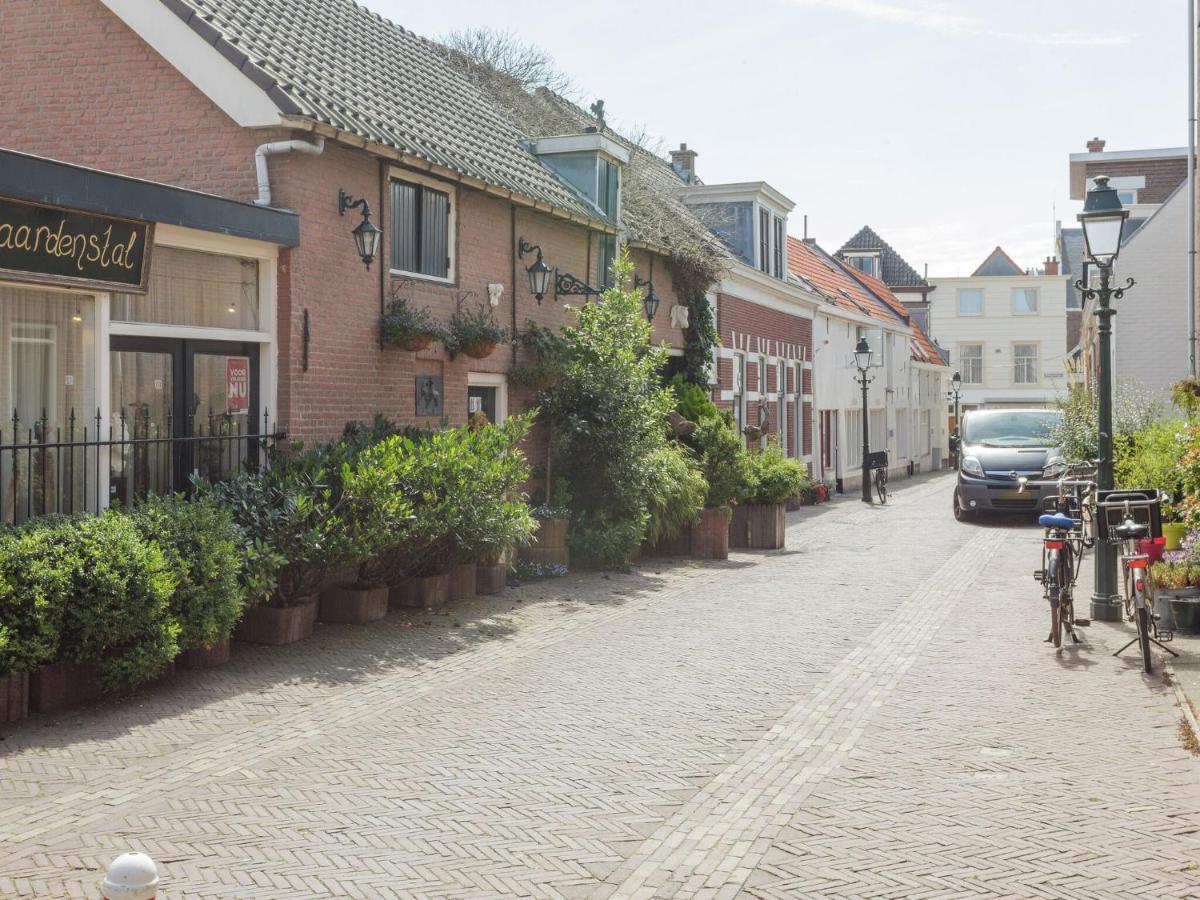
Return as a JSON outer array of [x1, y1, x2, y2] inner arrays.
[[786, 236, 899, 323]]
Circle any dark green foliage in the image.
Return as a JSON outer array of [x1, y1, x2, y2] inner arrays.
[[132, 494, 246, 652], [509, 321, 570, 387], [445, 302, 508, 358], [670, 373, 719, 424], [0, 526, 70, 677], [681, 288, 719, 388], [743, 443, 810, 505], [644, 443, 707, 546], [689, 413, 751, 510], [380, 295, 444, 347]]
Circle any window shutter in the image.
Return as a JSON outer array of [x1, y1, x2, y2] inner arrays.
[[391, 181, 418, 274], [420, 188, 449, 278]]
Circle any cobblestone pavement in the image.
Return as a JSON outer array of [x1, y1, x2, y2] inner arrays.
[[1, 474, 1198, 898]]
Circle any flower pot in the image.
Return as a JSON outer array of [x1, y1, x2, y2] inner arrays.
[[1169, 594, 1200, 633], [389, 573, 450, 610], [1163, 522, 1187, 550], [0, 671, 30, 724], [319, 583, 389, 624], [476, 562, 507, 595], [731, 503, 786, 550], [460, 339, 497, 359], [177, 638, 232, 670], [397, 332, 435, 352], [448, 563, 477, 601], [690, 507, 731, 560], [30, 660, 103, 713], [1134, 538, 1165, 566], [520, 518, 570, 568], [785, 497, 803, 512], [234, 596, 318, 646]]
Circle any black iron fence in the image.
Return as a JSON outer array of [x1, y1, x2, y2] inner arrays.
[[0, 408, 286, 524]]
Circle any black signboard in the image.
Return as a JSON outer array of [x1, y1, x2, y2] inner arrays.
[[0, 196, 153, 293]]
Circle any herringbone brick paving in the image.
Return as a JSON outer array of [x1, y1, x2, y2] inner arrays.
[[0, 474, 1196, 897]]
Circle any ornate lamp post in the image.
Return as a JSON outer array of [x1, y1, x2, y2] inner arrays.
[[948, 370, 962, 464], [854, 336, 874, 503], [1077, 175, 1133, 622]]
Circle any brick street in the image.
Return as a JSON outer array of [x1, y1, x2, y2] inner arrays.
[[1, 473, 1198, 898]]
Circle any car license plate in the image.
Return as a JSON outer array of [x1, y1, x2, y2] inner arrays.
[[993, 489, 1027, 501]]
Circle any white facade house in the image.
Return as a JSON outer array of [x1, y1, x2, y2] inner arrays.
[[929, 248, 1070, 410]]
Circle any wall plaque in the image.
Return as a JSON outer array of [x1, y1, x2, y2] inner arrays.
[[416, 375, 443, 416], [0, 195, 153, 293]]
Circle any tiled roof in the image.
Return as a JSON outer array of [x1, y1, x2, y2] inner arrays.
[[787, 237, 902, 324], [971, 246, 1025, 276], [845, 265, 946, 365], [1058, 227, 1085, 275], [158, 0, 602, 222], [836, 226, 928, 288]]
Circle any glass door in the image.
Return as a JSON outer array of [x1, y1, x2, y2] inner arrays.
[[186, 341, 259, 484]]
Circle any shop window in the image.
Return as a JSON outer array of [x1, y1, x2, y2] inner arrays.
[[0, 286, 97, 522], [391, 177, 452, 280], [112, 246, 260, 330]]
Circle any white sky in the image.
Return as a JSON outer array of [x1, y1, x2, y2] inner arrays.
[[367, 0, 1188, 277]]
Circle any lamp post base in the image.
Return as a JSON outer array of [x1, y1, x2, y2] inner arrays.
[[1090, 593, 1123, 622]]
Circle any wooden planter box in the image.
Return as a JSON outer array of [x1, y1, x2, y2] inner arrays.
[[319, 584, 389, 624], [519, 517, 570, 568], [390, 573, 450, 610], [645, 530, 691, 557], [690, 507, 731, 560], [730, 503, 786, 550], [476, 563, 507, 595], [177, 638, 231, 670], [30, 660, 103, 713], [234, 597, 318, 646], [0, 671, 30, 724], [448, 563, 477, 601]]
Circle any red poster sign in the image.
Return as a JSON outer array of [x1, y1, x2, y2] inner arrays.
[[226, 356, 250, 414]]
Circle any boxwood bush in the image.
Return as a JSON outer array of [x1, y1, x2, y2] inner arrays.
[[0, 526, 71, 678]]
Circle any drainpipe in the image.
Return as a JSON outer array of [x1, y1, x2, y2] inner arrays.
[[252, 136, 325, 206]]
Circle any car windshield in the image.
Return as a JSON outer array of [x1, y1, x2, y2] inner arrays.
[[962, 410, 1060, 448]]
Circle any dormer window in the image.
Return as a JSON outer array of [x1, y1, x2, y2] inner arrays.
[[845, 253, 880, 278], [531, 133, 629, 222], [756, 207, 787, 279]]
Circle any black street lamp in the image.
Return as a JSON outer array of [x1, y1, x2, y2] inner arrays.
[[634, 274, 659, 322], [1077, 175, 1133, 622], [948, 370, 962, 465], [854, 336, 874, 503], [338, 189, 382, 271], [517, 238, 553, 302]]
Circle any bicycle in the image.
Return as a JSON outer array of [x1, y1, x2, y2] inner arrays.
[[1034, 502, 1086, 649], [874, 464, 888, 505], [865, 450, 888, 504], [1096, 491, 1178, 674]]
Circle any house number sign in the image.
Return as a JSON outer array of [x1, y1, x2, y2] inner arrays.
[[0, 195, 153, 293]]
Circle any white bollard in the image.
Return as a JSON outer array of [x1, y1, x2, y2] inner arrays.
[[101, 851, 158, 900]]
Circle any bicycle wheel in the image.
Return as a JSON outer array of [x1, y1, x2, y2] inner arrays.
[[1046, 549, 1062, 648], [1135, 606, 1153, 674], [875, 469, 888, 504], [1057, 548, 1075, 642], [1081, 502, 1096, 549]]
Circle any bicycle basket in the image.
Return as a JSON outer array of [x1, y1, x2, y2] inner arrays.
[[1095, 489, 1162, 542]]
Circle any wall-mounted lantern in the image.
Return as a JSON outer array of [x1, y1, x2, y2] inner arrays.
[[634, 274, 659, 322], [517, 238, 553, 302], [338, 189, 383, 271]]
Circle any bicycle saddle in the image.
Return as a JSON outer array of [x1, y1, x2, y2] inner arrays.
[[1039, 513, 1075, 529], [1114, 520, 1149, 540]]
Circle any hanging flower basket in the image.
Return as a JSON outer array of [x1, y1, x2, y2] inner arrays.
[[397, 331, 437, 352], [460, 339, 498, 359]]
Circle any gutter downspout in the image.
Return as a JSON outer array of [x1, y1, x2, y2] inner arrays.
[[253, 136, 326, 206], [1189, 0, 1197, 376]]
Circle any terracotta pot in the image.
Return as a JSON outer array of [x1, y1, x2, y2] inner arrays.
[[0, 671, 30, 724], [690, 507, 731, 560], [476, 562, 507, 595], [389, 573, 450, 610], [448, 563, 477, 601], [234, 597, 318, 646], [397, 332, 435, 352], [177, 638, 232, 670], [319, 583, 389, 624], [460, 339, 497, 359], [30, 660, 103, 713]]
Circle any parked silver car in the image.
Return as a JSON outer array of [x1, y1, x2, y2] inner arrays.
[[951, 408, 1064, 520]]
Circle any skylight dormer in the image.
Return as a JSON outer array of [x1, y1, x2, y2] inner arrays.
[[531, 133, 630, 222]]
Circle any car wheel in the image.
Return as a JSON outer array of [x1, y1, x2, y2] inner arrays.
[[953, 489, 974, 522]]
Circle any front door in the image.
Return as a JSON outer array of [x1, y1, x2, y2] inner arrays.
[[109, 337, 259, 504]]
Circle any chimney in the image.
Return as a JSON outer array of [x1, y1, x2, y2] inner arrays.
[[669, 143, 698, 184], [1086, 136, 1106, 153], [1044, 256, 1059, 276]]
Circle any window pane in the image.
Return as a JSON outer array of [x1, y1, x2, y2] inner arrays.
[[420, 188, 449, 278], [759, 209, 770, 272], [598, 235, 616, 288], [957, 289, 983, 316], [390, 181, 419, 274], [112, 246, 259, 329], [1, 286, 97, 521], [1014, 343, 1037, 383], [960, 344, 983, 383], [1011, 288, 1038, 314]]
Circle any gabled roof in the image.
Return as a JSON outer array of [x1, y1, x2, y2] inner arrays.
[[152, 0, 603, 223], [845, 265, 947, 366], [836, 226, 928, 288], [787, 237, 902, 324], [971, 246, 1025, 276]]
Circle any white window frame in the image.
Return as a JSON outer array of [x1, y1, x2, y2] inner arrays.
[[467, 371, 508, 422], [387, 167, 457, 285], [1013, 342, 1039, 386], [1010, 287, 1039, 316], [959, 343, 983, 385], [957, 288, 983, 317]]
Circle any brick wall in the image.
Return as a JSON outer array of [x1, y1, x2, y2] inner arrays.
[[1083, 158, 1188, 205]]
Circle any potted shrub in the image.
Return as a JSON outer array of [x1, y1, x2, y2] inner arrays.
[[447, 302, 508, 360], [735, 442, 806, 550], [380, 295, 444, 352], [644, 442, 707, 556], [0, 526, 69, 722], [520, 476, 572, 568], [687, 413, 750, 560], [132, 494, 246, 669]]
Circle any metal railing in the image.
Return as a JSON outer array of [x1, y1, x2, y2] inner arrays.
[[0, 407, 285, 524]]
